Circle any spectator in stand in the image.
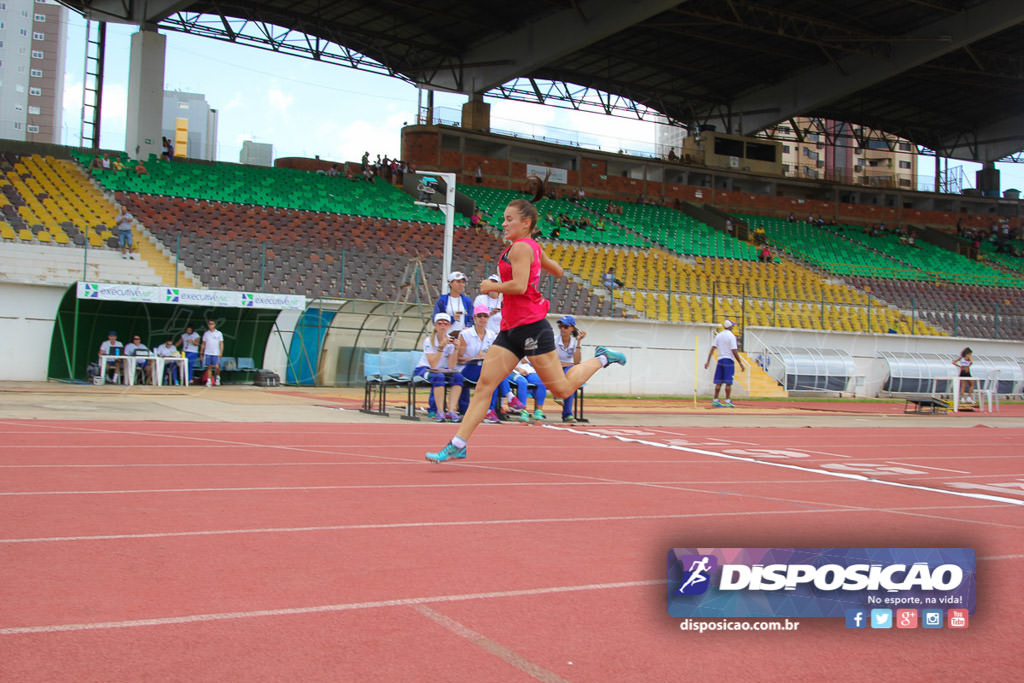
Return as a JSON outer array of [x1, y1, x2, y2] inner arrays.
[[555, 315, 585, 423], [434, 271, 474, 333], [177, 324, 201, 384], [475, 164, 483, 185], [603, 267, 623, 291], [759, 245, 773, 263], [111, 158, 125, 173], [668, 147, 678, 161], [162, 137, 174, 160], [787, 213, 795, 223], [200, 319, 224, 387], [123, 334, 153, 384], [98, 331, 124, 383], [754, 224, 767, 244], [115, 206, 136, 260], [134, 160, 148, 176], [415, 313, 464, 423]]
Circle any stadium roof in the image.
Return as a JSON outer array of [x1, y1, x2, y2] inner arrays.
[[62, 0, 1024, 162]]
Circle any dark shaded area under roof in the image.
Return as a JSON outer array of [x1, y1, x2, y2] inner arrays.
[[61, 0, 1024, 161]]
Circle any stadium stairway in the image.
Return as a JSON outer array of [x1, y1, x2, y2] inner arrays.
[[0, 240, 163, 286], [129, 222, 200, 288], [736, 352, 788, 398]]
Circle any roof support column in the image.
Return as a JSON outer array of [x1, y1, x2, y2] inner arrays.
[[125, 29, 165, 162], [461, 94, 490, 133]]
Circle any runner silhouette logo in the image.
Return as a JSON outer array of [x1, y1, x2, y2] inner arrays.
[[677, 555, 718, 595]]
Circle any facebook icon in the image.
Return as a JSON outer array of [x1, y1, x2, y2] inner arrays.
[[845, 609, 867, 629]]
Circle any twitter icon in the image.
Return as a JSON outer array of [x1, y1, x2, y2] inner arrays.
[[870, 609, 893, 629]]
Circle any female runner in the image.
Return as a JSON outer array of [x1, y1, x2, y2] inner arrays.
[[427, 181, 625, 462]]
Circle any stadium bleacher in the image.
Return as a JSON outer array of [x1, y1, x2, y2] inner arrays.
[[7, 141, 1024, 340]]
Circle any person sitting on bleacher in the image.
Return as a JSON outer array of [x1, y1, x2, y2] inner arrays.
[[98, 331, 124, 383], [555, 315, 585, 423], [123, 335, 153, 384]]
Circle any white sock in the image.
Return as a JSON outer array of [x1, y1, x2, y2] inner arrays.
[[452, 436, 467, 449], [597, 355, 609, 367]]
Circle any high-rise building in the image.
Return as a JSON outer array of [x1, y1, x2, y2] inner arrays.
[[240, 140, 273, 167], [0, 0, 67, 144], [162, 90, 218, 161], [774, 117, 917, 189]]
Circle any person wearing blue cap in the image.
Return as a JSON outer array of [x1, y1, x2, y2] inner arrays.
[[555, 315, 585, 422]]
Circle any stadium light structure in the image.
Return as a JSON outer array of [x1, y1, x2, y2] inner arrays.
[[413, 171, 455, 296]]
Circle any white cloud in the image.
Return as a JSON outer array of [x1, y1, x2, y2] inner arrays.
[[267, 87, 294, 113]]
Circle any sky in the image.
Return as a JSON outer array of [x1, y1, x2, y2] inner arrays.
[[58, 12, 1024, 193]]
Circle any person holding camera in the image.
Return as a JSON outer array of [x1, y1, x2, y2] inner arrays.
[[415, 313, 464, 423], [555, 315, 585, 422]]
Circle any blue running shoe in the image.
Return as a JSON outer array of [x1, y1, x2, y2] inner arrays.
[[435, 413, 447, 423], [595, 345, 627, 366], [447, 411, 462, 423], [426, 442, 467, 462]]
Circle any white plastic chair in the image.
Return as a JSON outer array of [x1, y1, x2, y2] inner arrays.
[[974, 371, 999, 413]]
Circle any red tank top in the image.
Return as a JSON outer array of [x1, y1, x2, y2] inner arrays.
[[497, 237, 550, 330]]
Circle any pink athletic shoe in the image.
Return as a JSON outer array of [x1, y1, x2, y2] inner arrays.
[[508, 397, 526, 411], [484, 409, 500, 424]]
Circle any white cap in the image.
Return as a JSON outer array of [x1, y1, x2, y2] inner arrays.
[[448, 271, 467, 282], [723, 320, 734, 329], [488, 274, 501, 282], [433, 312, 452, 324]]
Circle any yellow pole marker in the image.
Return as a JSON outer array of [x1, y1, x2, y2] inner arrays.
[[693, 336, 699, 408]]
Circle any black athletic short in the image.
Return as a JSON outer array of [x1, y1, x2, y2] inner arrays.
[[493, 318, 556, 358]]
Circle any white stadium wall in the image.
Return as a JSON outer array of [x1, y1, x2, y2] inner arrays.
[[0, 282, 66, 381]]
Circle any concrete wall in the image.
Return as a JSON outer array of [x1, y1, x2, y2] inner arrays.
[[0, 282, 65, 380]]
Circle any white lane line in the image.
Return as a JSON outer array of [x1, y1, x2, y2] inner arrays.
[[2, 503, 1012, 544], [412, 605, 567, 683], [541, 425, 1024, 507], [886, 461, 971, 474], [2, 554, 1017, 636], [0, 580, 663, 635]]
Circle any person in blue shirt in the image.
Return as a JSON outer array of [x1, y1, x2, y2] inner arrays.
[[433, 271, 475, 333]]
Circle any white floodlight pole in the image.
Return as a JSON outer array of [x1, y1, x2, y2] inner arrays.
[[414, 170, 456, 296]]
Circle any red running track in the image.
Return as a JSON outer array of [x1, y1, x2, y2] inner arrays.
[[0, 420, 1021, 682]]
